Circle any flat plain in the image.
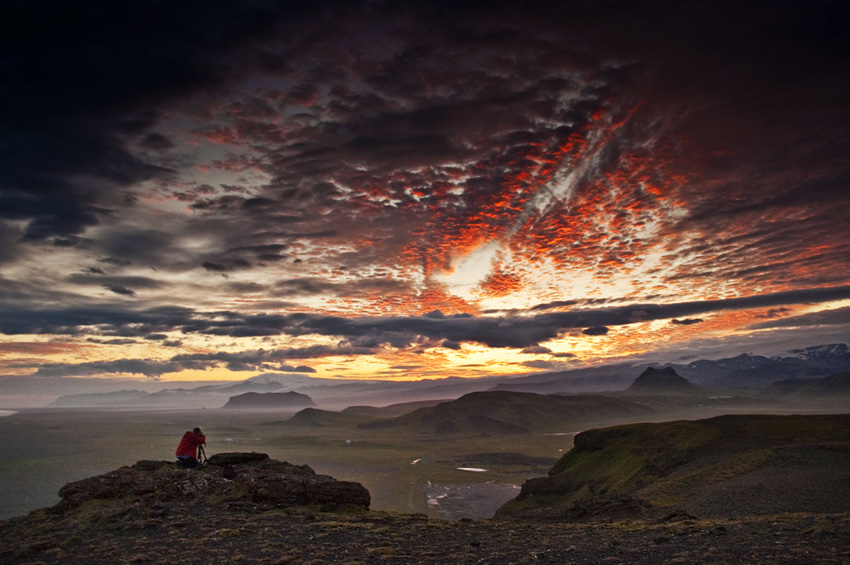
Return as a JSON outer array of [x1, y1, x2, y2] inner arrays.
[[0, 407, 569, 520]]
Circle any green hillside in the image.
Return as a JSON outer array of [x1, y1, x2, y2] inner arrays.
[[498, 414, 850, 520], [358, 391, 657, 435]]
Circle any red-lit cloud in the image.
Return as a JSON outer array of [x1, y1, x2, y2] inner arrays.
[[1, 1, 848, 383]]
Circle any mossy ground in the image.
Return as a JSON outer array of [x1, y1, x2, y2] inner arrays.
[[499, 414, 850, 520]]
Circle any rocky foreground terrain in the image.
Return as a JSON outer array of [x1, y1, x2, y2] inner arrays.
[[1, 450, 849, 564]]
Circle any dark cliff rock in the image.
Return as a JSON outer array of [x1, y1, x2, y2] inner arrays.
[[54, 452, 369, 513]]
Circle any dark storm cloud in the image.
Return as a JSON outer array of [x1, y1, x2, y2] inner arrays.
[[631, 2, 850, 290], [7, 286, 850, 361], [748, 306, 850, 330], [273, 277, 412, 299], [8, 0, 840, 271], [98, 257, 133, 267], [103, 285, 135, 297], [202, 262, 231, 273], [95, 229, 179, 268], [4, 0, 847, 242], [0, 222, 24, 265], [193, 3, 630, 266], [167, 347, 358, 375], [28, 347, 321, 378], [521, 346, 553, 354], [87, 338, 138, 345], [0, 305, 195, 336], [2, 0, 849, 383], [672, 318, 703, 325], [144, 334, 169, 341], [139, 133, 176, 150], [757, 308, 792, 319], [68, 274, 166, 290], [1, 0, 320, 240], [522, 360, 564, 370], [34, 359, 172, 378]]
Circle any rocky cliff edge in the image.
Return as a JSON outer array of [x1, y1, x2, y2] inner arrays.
[[53, 452, 370, 515]]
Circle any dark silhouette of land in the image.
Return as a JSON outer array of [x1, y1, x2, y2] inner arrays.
[[222, 391, 316, 410], [625, 366, 702, 394], [3, 358, 850, 562]]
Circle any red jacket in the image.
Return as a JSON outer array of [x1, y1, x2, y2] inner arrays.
[[175, 431, 206, 458]]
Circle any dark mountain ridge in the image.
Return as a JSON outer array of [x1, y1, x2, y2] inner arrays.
[[481, 343, 850, 395], [358, 390, 657, 434], [49, 389, 149, 407], [764, 372, 850, 398], [222, 391, 316, 410], [671, 343, 850, 388], [625, 367, 701, 395]]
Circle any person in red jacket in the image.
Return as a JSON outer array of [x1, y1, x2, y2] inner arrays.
[[175, 427, 206, 468]]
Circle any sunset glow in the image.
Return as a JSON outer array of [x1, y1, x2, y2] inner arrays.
[[1, 1, 849, 402]]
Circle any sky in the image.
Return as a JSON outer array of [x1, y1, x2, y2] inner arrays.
[[2, 0, 850, 394]]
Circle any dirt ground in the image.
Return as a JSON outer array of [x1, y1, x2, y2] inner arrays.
[[2, 502, 849, 564]]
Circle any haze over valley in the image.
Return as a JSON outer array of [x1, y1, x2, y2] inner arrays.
[[2, 344, 848, 522]]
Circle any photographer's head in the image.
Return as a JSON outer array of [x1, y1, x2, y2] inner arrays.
[[193, 427, 203, 435]]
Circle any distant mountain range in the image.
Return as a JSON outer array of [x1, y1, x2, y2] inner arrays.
[[49, 389, 151, 407], [672, 343, 850, 388], [49, 388, 224, 409], [47, 374, 328, 408], [47, 343, 850, 409], [764, 372, 850, 398], [488, 343, 850, 395]]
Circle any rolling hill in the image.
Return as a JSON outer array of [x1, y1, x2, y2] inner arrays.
[[764, 372, 850, 398], [358, 391, 657, 434], [222, 391, 316, 410], [341, 399, 448, 418], [497, 414, 850, 520], [269, 407, 377, 428]]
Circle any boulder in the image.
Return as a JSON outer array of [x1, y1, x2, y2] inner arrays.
[[54, 452, 370, 513], [207, 452, 270, 466]]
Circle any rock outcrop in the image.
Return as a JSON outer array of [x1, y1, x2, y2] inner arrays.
[[54, 452, 370, 513], [223, 391, 317, 410], [625, 367, 700, 394]]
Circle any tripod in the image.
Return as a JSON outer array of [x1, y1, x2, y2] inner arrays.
[[198, 444, 208, 465]]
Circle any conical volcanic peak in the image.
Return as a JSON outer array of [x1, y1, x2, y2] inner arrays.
[[626, 366, 700, 394]]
